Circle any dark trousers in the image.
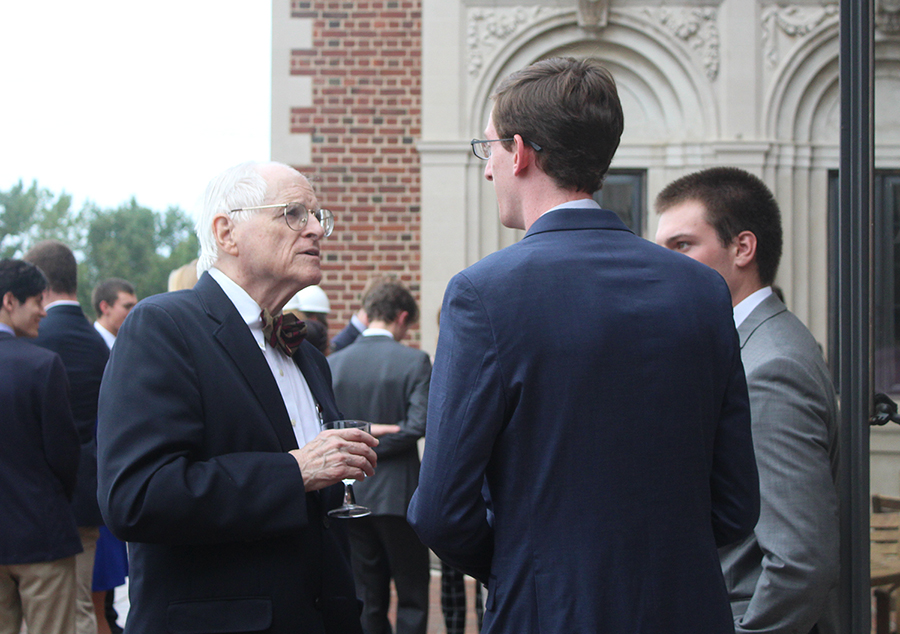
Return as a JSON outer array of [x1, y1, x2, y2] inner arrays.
[[347, 515, 430, 634]]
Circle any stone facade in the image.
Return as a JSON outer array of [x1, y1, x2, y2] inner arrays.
[[273, 0, 900, 492]]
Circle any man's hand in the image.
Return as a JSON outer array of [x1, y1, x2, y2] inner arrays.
[[370, 423, 401, 437], [291, 428, 379, 492]]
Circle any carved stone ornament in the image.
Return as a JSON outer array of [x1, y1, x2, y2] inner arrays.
[[877, 0, 900, 34], [761, 5, 839, 69], [578, 0, 609, 29], [642, 7, 720, 81], [467, 7, 564, 76]]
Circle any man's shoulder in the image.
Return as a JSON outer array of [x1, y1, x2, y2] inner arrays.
[[1, 335, 62, 369]]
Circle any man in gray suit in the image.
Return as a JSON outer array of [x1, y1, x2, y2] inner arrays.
[[327, 279, 430, 634], [655, 166, 839, 634]]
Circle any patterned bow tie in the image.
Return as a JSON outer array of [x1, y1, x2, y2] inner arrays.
[[260, 309, 307, 357]]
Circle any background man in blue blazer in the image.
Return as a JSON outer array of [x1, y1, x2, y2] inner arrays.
[[655, 167, 840, 634], [24, 239, 109, 634], [0, 259, 81, 634], [97, 161, 380, 634], [407, 57, 760, 634]]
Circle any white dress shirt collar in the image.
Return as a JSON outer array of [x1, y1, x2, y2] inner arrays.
[[539, 198, 601, 219], [362, 327, 394, 339], [733, 286, 774, 329], [0, 323, 14, 336], [93, 321, 116, 349], [44, 299, 81, 311], [208, 267, 266, 348]]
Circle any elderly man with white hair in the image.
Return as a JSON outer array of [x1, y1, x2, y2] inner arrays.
[[96, 162, 383, 634]]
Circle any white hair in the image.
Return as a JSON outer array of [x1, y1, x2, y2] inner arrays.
[[195, 161, 270, 275]]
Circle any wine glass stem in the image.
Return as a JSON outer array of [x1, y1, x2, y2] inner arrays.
[[344, 483, 356, 506]]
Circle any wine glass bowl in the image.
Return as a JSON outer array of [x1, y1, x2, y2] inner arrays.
[[321, 419, 372, 518]]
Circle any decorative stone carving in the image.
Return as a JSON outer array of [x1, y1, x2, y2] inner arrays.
[[578, 0, 609, 29], [466, 7, 564, 77], [761, 5, 839, 69], [643, 7, 720, 81], [877, 0, 900, 34]]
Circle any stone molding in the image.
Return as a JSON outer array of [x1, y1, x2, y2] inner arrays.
[[761, 4, 839, 69]]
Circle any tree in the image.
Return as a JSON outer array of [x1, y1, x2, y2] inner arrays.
[[0, 181, 198, 317], [0, 180, 81, 258], [78, 199, 199, 314]]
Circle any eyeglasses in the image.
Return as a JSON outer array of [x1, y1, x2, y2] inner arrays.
[[470, 138, 543, 160], [229, 203, 334, 237]]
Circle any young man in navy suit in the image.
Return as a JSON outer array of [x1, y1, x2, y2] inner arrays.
[[24, 240, 109, 634], [0, 259, 82, 634], [407, 57, 760, 634], [97, 162, 379, 634]]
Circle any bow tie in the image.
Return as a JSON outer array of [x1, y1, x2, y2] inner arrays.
[[260, 309, 307, 357]]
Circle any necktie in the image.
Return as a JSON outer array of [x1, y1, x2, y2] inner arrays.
[[260, 309, 307, 357]]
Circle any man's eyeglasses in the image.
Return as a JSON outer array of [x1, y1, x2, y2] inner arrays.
[[229, 203, 334, 237], [470, 138, 543, 160]]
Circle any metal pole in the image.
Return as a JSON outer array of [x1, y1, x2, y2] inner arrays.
[[838, 0, 874, 631]]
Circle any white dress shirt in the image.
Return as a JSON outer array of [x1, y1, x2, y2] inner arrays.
[[208, 268, 321, 447], [94, 321, 116, 349], [733, 286, 774, 329]]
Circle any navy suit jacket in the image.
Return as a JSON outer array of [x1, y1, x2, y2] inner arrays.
[[97, 273, 362, 634], [0, 331, 82, 564], [408, 208, 759, 634], [32, 303, 109, 527]]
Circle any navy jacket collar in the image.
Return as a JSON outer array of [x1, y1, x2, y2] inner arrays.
[[524, 207, 633, 239]]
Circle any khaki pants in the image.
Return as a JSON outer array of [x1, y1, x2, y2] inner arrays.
[[75, 527, 100, 634], [0, 556, 77, 634]]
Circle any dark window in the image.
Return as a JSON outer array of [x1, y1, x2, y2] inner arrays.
[[829, 170, 900, 392], [593, 170, 646, 235]]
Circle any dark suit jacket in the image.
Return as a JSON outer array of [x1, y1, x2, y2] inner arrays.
[[408, 208, 760, 634], [97, 273, 362, 634], [721, 294, 840, 634], [328, 334, 431, 516], [32, 303, 109, 527], [0, 331, 82, 564]]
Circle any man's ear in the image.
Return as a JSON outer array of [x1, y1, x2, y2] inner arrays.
[[733, 230, 758, 269], [1, 291, 16, 314], [512, 134, 533, 176], [212, 214, 239, 257], [99, 300, 111, 317]]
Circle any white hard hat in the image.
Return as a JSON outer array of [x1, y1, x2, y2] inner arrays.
[[285, 285, 331, 314]]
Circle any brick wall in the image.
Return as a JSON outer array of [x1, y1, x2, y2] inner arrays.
[[288, 0, 422, 347]]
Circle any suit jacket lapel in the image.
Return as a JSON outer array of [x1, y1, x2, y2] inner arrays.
[[195, 273, 298, 452], [293, 343, 341, 422], [737, 293, 788, 349]]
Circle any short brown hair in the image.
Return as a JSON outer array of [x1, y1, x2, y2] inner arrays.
[[23, 240, 77, 295], [655, 167, 783, 286], [363, 279, 419, 325], [491, 57, 624, 194], [92, 278, 136, 316]]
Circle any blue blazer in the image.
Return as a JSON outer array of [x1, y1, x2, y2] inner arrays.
[[0, 332, 82, 564], [97, 273, 362, 634], [408, 208, 759, 634], [31, 303, 109, 527]]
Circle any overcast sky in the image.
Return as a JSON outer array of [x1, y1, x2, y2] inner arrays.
[[0, 1, 272, 217]]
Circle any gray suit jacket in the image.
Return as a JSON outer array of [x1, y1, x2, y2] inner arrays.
[[328, 335, 431, 517], [720, 293, 840, 634]]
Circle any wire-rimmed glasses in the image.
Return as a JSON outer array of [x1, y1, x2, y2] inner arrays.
[[470, 138, 543, 160], [229, 203, 334, 237]]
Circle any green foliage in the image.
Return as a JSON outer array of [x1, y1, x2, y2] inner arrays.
[[0, 181, 199, 319], [0, 180, 81, 258]]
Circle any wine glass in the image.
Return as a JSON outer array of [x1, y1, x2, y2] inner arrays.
[[322, 419, 372, 518]]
